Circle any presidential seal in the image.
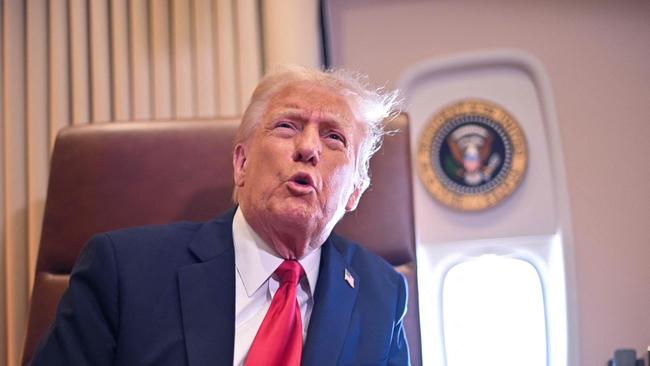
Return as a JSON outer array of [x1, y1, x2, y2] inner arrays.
[[417, 99, 528, 211]]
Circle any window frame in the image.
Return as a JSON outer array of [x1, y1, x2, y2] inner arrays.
[[417, 233, 570, 366]]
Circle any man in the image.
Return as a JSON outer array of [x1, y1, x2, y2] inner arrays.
[[31, 66, 409, 365]]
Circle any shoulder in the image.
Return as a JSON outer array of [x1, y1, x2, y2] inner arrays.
[[80, 221, 200, 263], [328, 232, 406, 290], [100, 220, 202, 248], [80, 208, 236, 271], [323, 232, 409, 362], [95, 208, 236, 256], [73, 221, 205, 277]]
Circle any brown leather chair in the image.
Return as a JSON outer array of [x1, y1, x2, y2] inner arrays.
[[22, 115, 421, 365]]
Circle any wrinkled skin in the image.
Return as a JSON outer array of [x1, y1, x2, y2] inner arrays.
[[233, 82, 366, 259]]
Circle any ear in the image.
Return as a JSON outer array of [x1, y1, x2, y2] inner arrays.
[[344, 180, 367, 212], [233, 143, 247, 187]]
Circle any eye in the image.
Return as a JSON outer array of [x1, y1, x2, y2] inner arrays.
[[325, 131, 346, 146], [276, 121, 296, 130]]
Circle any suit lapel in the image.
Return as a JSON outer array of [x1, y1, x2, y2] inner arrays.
[[302, 237, 359, 366], [178, 210, 236, 366]]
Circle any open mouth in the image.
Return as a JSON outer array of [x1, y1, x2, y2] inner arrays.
[[293, 176, 311, 186], [287, 173, 316, 194], [290, 173, 313, 187]]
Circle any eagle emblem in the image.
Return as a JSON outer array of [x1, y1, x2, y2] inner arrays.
[[417, 100, 528, 211]]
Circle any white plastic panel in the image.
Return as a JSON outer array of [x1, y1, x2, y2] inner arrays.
[[399, 50, 579, 366], [400, 51, 559, 243]]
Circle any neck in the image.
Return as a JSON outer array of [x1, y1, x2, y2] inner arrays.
[[252, 219, 326, 260], [240, 209, 330, 260]]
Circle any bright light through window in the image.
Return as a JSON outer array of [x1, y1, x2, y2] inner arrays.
[[442, 255, 547, 366]]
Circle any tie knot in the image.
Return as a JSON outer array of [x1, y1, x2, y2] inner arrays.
[[275, 260, 304, 285]]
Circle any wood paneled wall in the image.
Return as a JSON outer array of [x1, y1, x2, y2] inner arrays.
[[0, 0, 263, 364]]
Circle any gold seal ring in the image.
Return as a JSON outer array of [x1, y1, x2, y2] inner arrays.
[[417, 99, 528, 211]]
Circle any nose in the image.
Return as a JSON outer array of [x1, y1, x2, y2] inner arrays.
[[292, 126, 321, 165]]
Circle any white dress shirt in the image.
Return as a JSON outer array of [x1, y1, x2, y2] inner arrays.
[[231, 208, 321, 366]]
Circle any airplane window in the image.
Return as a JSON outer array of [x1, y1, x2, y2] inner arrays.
[[442, 254, 547, 366]]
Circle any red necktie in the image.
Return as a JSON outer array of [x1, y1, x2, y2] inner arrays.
[[245, 260, 305, 366]]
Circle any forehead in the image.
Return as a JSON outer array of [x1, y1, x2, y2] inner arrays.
[[265, 82, 361, 126]]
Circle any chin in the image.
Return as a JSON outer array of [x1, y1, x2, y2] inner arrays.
[[279, 206, 317, 225], [270, 201, 320, 226]]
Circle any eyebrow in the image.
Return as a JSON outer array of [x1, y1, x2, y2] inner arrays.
[[274, 106, 351, 127]]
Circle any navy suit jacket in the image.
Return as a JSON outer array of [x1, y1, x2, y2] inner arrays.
[[31, 209, 410, 365]]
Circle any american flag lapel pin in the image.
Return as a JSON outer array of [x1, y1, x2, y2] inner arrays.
[[344, 268, 355, 288]]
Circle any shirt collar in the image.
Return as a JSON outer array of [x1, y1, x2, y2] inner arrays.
[[232, 207, 321, 298]]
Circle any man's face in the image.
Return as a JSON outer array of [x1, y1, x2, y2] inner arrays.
[[233, 82, 365, 254]]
